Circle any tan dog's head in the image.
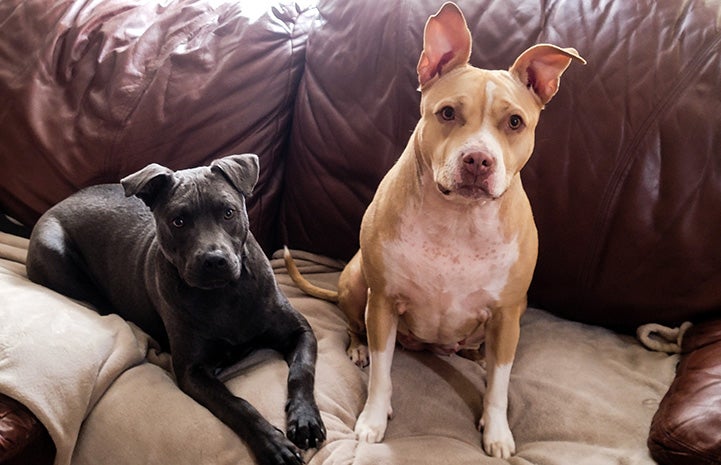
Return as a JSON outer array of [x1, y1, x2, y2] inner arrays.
[[416, 2, 585, 201]]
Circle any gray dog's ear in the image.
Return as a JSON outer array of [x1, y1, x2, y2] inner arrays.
[[210, 154, 259, 197], [120, 163, 174, 208]]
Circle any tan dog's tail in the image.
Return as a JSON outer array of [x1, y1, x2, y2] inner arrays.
[[283, 246, 339, 303]]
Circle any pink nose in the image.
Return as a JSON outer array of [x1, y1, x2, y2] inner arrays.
[[462, 152, 494, 176]]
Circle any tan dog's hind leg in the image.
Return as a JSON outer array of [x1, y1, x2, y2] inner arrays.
[[354, 290, 398, 443], [338, 251, 371, 367], [479, 303, 523, 459]]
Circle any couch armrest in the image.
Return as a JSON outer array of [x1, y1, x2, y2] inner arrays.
[[0, 393, 54, 464], [648, 319, 721, 465]]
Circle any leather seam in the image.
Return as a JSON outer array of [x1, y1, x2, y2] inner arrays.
[[579, 30, 721, 292]]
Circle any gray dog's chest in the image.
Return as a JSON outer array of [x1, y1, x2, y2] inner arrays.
[[158, 271, 264, 334]]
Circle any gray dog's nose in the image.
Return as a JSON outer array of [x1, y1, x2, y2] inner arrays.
[[203, 251, 229, 270]]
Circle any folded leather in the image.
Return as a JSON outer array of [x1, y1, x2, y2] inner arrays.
[[0, 393, 43, 461], [649, 319, 721, 465]]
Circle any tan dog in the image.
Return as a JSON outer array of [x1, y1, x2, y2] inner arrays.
[[285, 1, 584, 458]]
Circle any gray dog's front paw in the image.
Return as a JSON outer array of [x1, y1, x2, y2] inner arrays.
[[286, 399, 326, 450], [255, 426, 305, 465]]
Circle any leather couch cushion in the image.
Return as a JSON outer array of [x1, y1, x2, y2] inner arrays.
[[0, 0, 316, 252], [281, 0, 721, 330], [648, 319, 721, 465], [0, 393, 45, 462]]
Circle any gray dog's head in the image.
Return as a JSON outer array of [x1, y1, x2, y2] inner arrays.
[[121, 154, 259, 290]]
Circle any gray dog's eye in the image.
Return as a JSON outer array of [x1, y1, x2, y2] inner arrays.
[[223, 208, 235, 220]]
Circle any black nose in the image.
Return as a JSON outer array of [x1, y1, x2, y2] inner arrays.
[[203, 251, 229, 270]]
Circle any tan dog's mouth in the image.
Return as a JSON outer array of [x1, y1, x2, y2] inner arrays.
[[436, 182, 496, 200]]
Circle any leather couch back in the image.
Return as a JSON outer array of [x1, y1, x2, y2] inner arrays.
[[280, 0, 721, 330], [0, 0, 317, 252], [1, 0, 720, 330]]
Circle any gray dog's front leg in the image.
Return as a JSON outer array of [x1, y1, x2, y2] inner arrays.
[[282, 325, 326, 449], [175, 361, 305, 465]]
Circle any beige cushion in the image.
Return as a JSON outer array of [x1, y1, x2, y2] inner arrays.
[[0, 240, 678, 464]]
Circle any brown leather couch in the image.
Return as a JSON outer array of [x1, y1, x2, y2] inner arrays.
[[1, 0, 720, 464]]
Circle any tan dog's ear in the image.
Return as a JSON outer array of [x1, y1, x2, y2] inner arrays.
[[417, 2, 471, 89], [510, 44, 586, 105]]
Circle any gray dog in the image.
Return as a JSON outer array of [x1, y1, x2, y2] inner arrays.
[[27, 154, 325, 465]]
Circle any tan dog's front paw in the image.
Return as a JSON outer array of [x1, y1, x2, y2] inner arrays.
[[354, 415, 387, 443], [354, 402, 393, 443], [479, 415, 515, 458]]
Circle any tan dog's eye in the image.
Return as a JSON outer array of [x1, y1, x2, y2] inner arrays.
[[509, 114, 523, 130], [439, 106, 456, 121]]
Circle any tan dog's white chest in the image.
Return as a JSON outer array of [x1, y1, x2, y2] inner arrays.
[[380, 200, 518, 349]]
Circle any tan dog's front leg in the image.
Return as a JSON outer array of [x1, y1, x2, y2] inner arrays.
[[355, 290, 398, 443], [479, 305, 522, 458]]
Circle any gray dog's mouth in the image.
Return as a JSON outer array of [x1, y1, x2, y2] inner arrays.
[[183, 272, 234, 290], [183, 253, 242, 289], [193, 277, 233, 290], [186, 271, 240, 290]]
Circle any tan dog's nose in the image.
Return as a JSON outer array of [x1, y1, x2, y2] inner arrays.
[[462, 152, 494, 177]]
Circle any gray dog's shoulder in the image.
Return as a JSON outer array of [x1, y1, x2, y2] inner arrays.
[[62, 183, 144, 211], [74, 183, 126, 201], [43, 183, 150, 235]]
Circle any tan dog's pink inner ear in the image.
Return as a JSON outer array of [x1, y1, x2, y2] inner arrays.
[[417, 2, 472, 88], [510, 44, 586, 105], [524, 63, 560, 105]]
